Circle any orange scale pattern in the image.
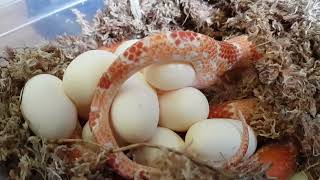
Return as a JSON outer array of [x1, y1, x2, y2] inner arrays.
[[170, 31, 198, 46], [85, 30, 263, 179], [209, 102, 235, 119], [98, 73, 111, 89], [219, 41, 239, 63], [107, 61, 130, 82]]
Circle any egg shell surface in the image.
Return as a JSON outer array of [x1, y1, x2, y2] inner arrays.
[[62, 50, 117, 119], [111, 73, 160, 143], [21, 74, 77, 140], [133, 127, 185, 166], [185, 118, 257, 167], [289, 171, 309, 180], [144, 62, 196, 91], [159, 87, 209, 132]]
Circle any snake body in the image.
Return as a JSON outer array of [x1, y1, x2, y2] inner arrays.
[[88, 31, 262, 179]]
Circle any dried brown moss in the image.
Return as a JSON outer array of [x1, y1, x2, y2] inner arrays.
[[1, 0, 320, 179]]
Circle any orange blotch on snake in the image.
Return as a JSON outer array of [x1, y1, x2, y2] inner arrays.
[[250, 44, 263, 60], [88, 112, 98, 127], [123, 51, 129, 57], [128, 44, 143, 59], [220, 42, 238, 62], [98, 74, 111, 89], [128, 54, 134, 60], [108, 61, 129, 81], [171, 32, 178, 38], [209, 46, 216, 53], [178, 31, 187, 39], [186, 31, 196, 41], [136, 50, 142, 56], [208, 103, 234, 119], [256, 140, 298, 180], [186, 31, 192, 36], [131, 56, 139, 62], [175, 39, 181, 46], [136, 41, 144, 48], [129, 46, 136, 53]]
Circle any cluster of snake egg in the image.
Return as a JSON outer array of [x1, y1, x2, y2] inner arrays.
[[20, 39, 300, 180]]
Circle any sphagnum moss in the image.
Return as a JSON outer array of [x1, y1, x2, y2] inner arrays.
[[1, 0, 320, 179]]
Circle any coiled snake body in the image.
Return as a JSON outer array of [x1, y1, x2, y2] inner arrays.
[[88, 31, 262, 179]]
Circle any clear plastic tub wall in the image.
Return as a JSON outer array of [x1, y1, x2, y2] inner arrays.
[[0, 0, 105, 178], [0, 0, 105, 48]]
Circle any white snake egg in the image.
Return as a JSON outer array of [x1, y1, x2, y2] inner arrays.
[[289, 171, 309, 180], [144, 62, 196, 91], [21, 74, 77, 140], [111, 73, 160, 143], [185, 118, 257, 167], [133, 127, 185, 167], [62, 50, 117, 119], [159, 87, 209, 132]]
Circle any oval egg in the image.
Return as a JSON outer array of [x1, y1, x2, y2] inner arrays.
[[290, 171, 309, 180], [185, 118, 257, 167], [111, 74, 160, 143], [159, 87, 209, 132], [144, 62, 196, 91], [62, 50, 117, 119], [21, 74, 77, 140], [133, 127, 185, 166]]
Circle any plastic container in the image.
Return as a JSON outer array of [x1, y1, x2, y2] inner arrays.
[[0, 0, 105, 48], [0, 0, 105, 178]]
